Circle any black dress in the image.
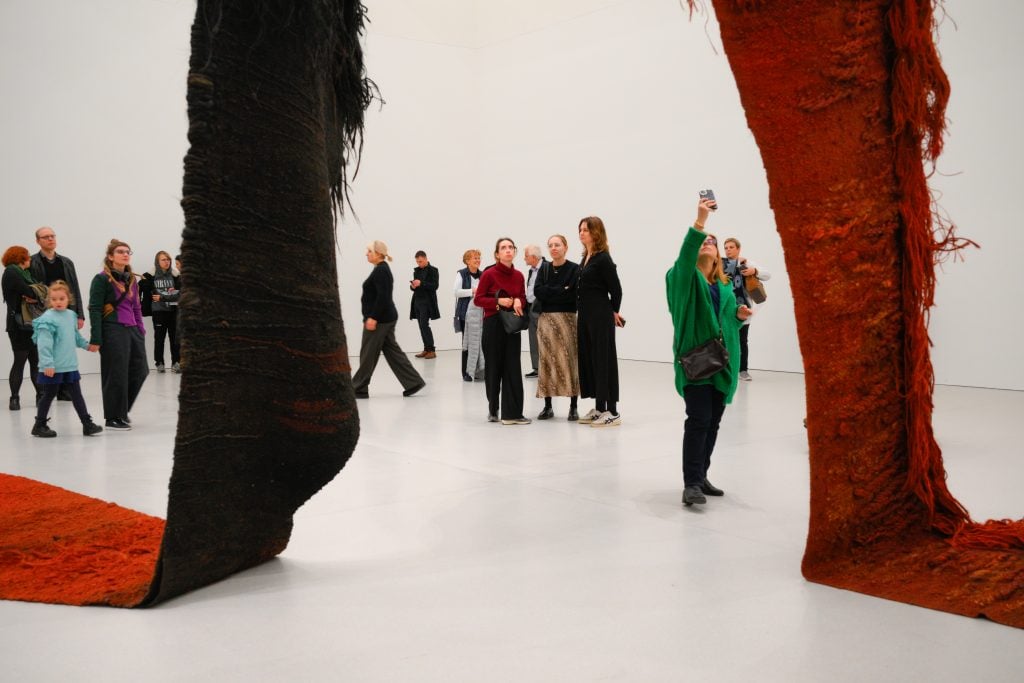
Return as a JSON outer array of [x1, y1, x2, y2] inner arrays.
[[576, 251, 622, 402]]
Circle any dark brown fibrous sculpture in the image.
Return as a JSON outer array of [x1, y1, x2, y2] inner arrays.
[[699, 0, 1024, 626], [142, 0, 371, 604]]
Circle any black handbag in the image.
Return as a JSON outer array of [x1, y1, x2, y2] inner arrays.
[[678, 336, 729, 381], [677, 294, 730, 381], [499, 309, 529, 334]]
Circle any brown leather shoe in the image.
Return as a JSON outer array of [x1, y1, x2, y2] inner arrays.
[[414, 350, 427, 358], [423, 351, 437, 359]]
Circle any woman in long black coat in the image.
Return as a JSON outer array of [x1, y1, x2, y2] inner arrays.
[[576, 216, 624, 428]]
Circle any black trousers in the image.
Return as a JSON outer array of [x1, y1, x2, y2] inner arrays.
[[7, 330, 39, 399], [153, 310, 180, 364], [682, 383, 727, 487], [414, 302, 435, 351], [36, 380, 92, 424], [482, 315, 524, 419], [351, 320, 423, 393], [739, 323, 750, 372], [100, 322, 149, 421]]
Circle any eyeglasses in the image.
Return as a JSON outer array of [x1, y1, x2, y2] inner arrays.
[[704, 237, 718, 246], [113, 248, 133, 255], [38, 234, 56, 240]]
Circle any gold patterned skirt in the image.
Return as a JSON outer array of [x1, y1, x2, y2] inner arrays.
[[536, 312, 580, 397]]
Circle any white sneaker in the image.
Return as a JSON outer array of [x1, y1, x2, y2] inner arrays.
[[590, 411, 621, 428], [739, 371, 752, 381], [577, 408, 602, 424], [156, 363, 165, 373]]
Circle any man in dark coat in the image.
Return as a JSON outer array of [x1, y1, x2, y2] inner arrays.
[[30, 226, 86, 401], [409, 250, 440, 358]]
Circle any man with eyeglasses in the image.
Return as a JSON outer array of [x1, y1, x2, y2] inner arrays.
[[30, 227, 85, 330], [30, 227, 86, 401]]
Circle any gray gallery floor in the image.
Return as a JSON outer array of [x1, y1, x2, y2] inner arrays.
[[1, 351, 1022, 681]]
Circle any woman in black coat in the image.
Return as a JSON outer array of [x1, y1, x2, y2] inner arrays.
[[351, 240, 425, 399], [3, 245, 44, 411], [576, 216, 624, 428]]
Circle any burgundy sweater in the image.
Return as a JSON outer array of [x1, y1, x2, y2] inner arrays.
[[474, 262, 526, 319]]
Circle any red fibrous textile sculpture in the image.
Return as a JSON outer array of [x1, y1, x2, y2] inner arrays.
[[704, 0, 1023, 626]]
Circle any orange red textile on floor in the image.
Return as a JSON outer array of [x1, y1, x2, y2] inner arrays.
[[0, 474, 164, 607]]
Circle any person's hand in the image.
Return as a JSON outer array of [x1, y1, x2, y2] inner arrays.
[[87, 344, 99, 352], [737, 305, 753, 321], [44, 367, 55, 377], [411, 279, 421, 288], [153, 294, 160, 301], [740, 267, 756, 277], [78, 318, 85, 330], [513, 299, 523, 316], [365, 318, 377, 331], [695, 198, 715, 228], [613, 312, 625, 327]]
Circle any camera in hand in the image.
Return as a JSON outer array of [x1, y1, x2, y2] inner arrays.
[[699, 188, 718, 210]]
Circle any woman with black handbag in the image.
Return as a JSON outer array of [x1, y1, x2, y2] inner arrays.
[[3, 245, 44, 410], [666, 197, 751, 507], [474, 237, 529, 425]]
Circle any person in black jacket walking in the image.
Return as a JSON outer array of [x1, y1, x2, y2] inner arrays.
[[352, 241, 425, 399], [410, 250, 440, 359]]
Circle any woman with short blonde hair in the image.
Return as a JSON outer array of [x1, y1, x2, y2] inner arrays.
[[453, 248, 484, 381]]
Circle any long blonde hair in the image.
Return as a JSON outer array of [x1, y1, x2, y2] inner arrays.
[[700, 232, 729, 285]]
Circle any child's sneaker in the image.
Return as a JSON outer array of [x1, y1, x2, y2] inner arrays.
[[82, 422, 104, 436]]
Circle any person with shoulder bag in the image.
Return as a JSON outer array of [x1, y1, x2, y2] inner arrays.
[[474, 237, 530, 425], [723, 237, 771, 381], [3, 245, 45, 410], [666, 197, 752, 507]]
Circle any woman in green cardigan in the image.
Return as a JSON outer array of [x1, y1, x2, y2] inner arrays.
[[666, 198, 752, 506]]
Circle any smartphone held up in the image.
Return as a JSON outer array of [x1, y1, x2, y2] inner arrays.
[[699, 188, 718, 211]]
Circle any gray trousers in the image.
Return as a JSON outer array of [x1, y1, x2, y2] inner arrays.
[[528, 306, 541, 371], [351, 320, 423, 393]]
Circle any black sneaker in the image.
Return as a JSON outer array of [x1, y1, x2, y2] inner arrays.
[[83, 422, 104, 436], [32, 421, 57, 438], [105, 418, 132, 431], [9, 396, 20, 411]]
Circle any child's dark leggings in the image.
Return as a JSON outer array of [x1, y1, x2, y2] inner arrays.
[[36, 381, 92, 424]]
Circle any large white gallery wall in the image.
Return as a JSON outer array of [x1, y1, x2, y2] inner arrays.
[[1, 0, 1020, 391]]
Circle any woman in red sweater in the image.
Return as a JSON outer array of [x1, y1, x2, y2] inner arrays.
[[474, 238, 530, 425]]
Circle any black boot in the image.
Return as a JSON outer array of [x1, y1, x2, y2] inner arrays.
[[461, 350, 472, 382], [9, 396, 19, 411], [32, 418, 57, 438]]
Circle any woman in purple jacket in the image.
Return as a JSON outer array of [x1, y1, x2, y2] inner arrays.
[[88, 239, 148, 430]]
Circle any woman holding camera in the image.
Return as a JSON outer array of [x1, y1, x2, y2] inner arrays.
[[666, 198, 751, 506]]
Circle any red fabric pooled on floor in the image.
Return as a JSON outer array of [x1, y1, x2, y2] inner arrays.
[[0, 474, 164, 607]]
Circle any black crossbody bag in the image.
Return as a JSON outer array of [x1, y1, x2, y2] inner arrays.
[[677, 290, 730, 381]]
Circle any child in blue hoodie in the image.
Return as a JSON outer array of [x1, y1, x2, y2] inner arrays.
[[31, 280, 102, 437]]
